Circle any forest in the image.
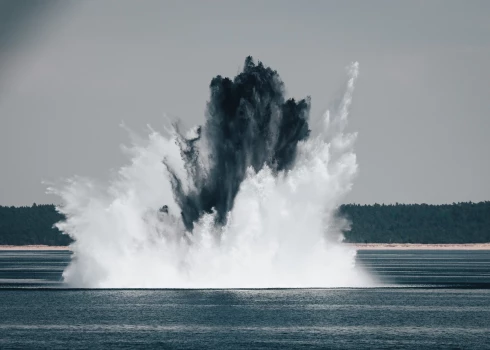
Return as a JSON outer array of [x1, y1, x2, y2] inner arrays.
[[0, 204, 71, 246], [341, 202, 490, 243], [0, 202, 489, 245]]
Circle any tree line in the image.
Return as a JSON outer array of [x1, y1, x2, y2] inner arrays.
[[341, 201, 490, 243], [0, 202, 489, 245], [0, 204, 71, 246]]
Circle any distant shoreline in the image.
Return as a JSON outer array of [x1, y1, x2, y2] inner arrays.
[[1, 243, 490, 251], [0, 245, 71, 251], [350, 243, 490, 250]]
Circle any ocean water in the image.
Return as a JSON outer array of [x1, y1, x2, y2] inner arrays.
[[0, 250, 489, 349]]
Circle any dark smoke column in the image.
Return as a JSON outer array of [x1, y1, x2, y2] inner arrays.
[[168, 56, 311, 231]]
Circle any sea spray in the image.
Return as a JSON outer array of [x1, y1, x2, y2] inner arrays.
[[51, 58, 373, 288]]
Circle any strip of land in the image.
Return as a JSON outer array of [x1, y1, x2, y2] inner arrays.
[[351, 243, 490, 250], [1, 243, 490, 251], [0, 245, 71, 251]]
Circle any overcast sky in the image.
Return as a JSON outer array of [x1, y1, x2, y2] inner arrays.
[[1, 0, 489, 206]]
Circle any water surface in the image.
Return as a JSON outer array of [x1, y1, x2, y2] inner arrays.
[[0, 250, 489, 349]]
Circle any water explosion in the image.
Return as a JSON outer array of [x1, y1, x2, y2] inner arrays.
[[52, 57, 372, 288]]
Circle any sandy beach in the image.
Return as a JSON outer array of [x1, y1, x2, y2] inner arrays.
[[351, 243, 490, 250], [0, 245, 71, 251], [1, 243, 490, 251]]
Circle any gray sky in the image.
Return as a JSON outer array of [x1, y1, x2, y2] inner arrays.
[[1, 0, 489, 206]]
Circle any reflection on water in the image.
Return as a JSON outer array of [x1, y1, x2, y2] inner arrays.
[[357, 250, 490, 287], [1, 249, 489, 288], [0, 251, 68, 287], [0, 250, 489, 349]]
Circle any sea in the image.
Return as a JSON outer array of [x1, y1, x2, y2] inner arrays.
[[0, 250, 489, 349]]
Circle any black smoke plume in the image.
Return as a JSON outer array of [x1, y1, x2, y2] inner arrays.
[[165, 57, 311, 231]]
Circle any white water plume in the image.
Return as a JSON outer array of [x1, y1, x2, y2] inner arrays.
[[51, 62, 373, 288]]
